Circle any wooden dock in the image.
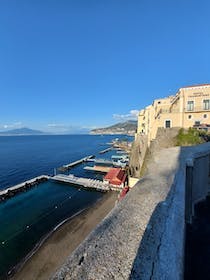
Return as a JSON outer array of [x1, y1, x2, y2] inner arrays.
[[58, 155, 95, 172], [84, 166, 111, 173], [51, 174, 120, 192]]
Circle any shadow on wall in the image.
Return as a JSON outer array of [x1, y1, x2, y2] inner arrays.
[[185, 196, 210, 279]]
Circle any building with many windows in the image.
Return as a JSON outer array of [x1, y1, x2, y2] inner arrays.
[[137, 84, 210, 143]]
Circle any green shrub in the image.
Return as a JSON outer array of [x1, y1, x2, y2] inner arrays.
[[176, 128, 204, 146]]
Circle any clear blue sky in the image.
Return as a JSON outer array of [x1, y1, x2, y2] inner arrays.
[[1, 0, 210, 133]]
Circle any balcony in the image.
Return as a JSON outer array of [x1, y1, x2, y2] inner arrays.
[[155, 108, 180, 119]]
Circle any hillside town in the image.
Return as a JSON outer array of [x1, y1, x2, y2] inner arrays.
[[136, 84, 210, 144]]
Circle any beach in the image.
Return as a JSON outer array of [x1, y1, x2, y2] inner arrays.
[[11, 192, 118, 280]]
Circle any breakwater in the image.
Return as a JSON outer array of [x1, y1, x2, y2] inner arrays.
[[0, 175, 49, 202]]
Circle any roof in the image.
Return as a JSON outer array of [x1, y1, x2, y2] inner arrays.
[[181, 84, 210, 89], [104, 168, 126, 185]]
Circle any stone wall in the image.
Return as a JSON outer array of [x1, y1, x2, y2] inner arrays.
[[129, 134, 148, 178], [149, 127, 180, 154], [129, 128, 179, 179]]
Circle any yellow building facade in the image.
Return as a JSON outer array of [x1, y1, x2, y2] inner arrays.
[[137, 84, 210, 143]]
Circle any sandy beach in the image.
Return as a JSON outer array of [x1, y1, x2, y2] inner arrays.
[[11, 192, 118, 280]]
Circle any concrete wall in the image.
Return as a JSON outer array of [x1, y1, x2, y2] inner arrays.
[[52, 142, 210, 280]]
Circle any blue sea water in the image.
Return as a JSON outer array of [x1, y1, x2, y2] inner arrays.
[[0, 134, 132, 278]]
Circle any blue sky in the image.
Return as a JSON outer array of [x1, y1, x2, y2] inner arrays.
[[0, 0, 210, 133]]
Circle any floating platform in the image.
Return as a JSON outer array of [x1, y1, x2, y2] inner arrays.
[[86, 160, 127, 169], [116, 150, 129, 154], [86, 158, 113, 165], [51, 174, 120, 192], [99, 147, 113, 154], [58, 155, 95, 172], [111, 155, 129, 162], [0, 175, 50, 202]]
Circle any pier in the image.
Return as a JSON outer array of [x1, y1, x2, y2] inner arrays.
[[99, 147, 113, 154], [51, 174, 120, 191], [58, 155, 94, 172], [0, 175, 50, 202]]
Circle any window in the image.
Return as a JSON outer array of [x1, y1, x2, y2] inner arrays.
[[203, 99, 210, 110], [204, 114, 208, 119], [188, 115, 192, 119], [158, 101, 161, 104], [187, 101, 194, 111], [165, 120, 171, 128]]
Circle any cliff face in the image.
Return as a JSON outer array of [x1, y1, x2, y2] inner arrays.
[[129, 134, 148, 178]]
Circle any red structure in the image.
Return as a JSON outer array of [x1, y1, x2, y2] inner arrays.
[[119, 186, 130, 201], [104, 168, 126, 187]]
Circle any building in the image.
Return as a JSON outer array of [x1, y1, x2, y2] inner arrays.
[[137, 84, 210, 143], [103, 168, 126, 188]]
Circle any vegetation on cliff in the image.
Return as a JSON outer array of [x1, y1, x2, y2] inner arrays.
[[176, 128, 205, 146]]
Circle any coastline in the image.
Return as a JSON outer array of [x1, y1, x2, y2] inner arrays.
[[11, 191, 118, 280]]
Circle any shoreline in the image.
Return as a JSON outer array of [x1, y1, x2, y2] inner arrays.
[[11, 191, 118, 280]]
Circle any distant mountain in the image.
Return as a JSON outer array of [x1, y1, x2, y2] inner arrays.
[[0, 127, 45, 136], [90, 121, 137, 135]]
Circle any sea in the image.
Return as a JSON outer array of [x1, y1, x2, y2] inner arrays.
[[0, 134, 133, 278]]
